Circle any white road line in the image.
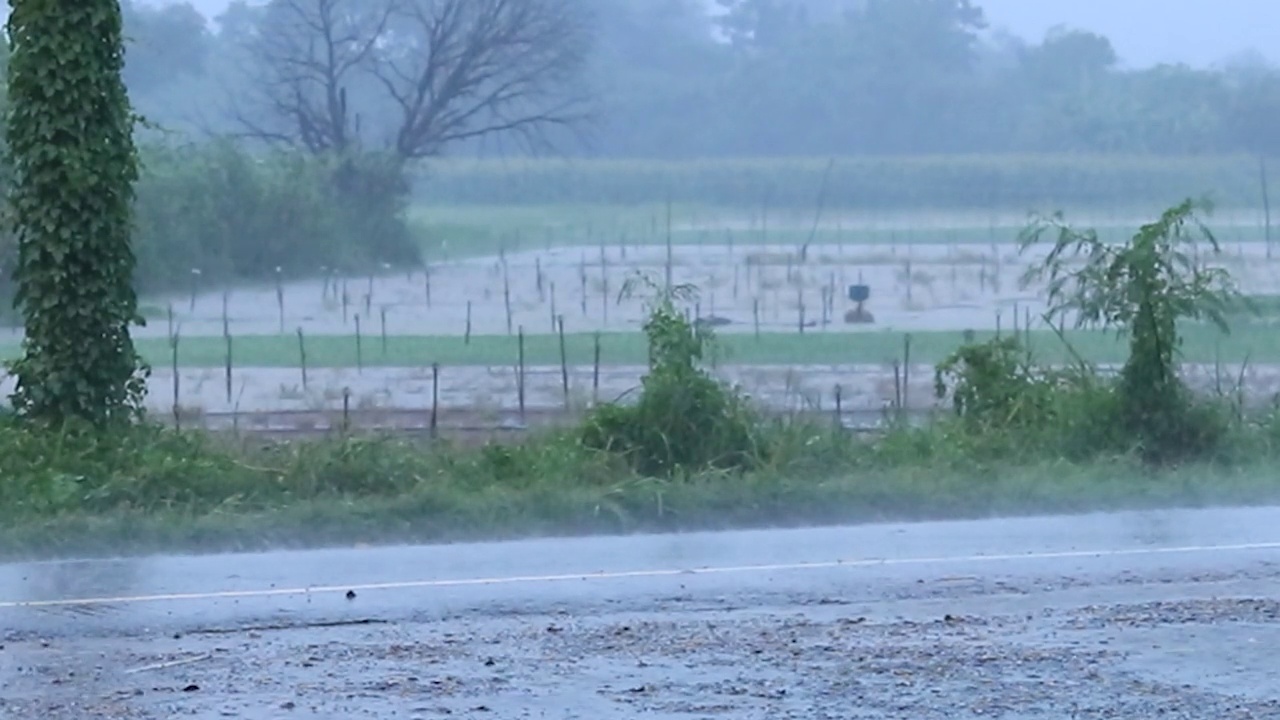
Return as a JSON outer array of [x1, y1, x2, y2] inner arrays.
[[3, 540, 1278, 610]]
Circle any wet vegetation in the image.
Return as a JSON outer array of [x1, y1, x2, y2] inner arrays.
[[5, 201, 1280, 559], [5, 1, 1280, 558]]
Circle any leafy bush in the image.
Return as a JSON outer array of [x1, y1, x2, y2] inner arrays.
[[1020, 198, 1242, 463], [581, 275, 765, 476], [932, 335, 1119, 460], [131, 142, 419, 293]]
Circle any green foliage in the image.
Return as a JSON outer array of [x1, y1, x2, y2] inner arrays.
[[932, 335, 1118, 461], [1018, 199, 1244, 462], [936, 336, 1062, 431], [5, 1, 147, 425], [6, 408, 1280, 560], [131, 143, 418, 291], [581, 274, 764, 476]]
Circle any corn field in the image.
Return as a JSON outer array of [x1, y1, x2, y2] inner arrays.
[[411, 154, 1272, 211]]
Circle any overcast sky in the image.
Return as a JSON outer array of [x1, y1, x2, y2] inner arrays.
[[140, 0, 1280, 70]]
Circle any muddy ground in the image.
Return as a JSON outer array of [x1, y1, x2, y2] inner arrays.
[[3, 507, 1279, 718]]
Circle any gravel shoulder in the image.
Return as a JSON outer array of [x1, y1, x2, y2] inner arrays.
[[4, 509, 1280, 719]]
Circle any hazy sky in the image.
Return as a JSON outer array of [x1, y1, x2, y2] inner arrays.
[[148, 0, 1280, 70]]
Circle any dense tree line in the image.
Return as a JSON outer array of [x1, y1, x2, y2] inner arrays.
[[123, 0, 1280, 158]]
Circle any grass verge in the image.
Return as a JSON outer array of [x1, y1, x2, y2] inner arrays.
[[3, 418, 1280, 562]]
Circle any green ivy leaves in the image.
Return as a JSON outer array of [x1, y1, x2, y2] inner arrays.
[[5, 1, 147, 425]]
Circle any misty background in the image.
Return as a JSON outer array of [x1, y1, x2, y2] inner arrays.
[[69, 0, 1280, 158]]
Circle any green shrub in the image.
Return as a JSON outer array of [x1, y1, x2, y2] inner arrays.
[[1020, 198, 1243, 463], [581, 275, 765, 476], [931, 335, 1119, 461], [131, 142, 419, 293]]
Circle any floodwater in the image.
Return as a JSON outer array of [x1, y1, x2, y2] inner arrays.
[[3, 506, 1280, 718]]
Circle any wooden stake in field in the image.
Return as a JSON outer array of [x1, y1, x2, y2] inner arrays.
[[503, 260, 514, 335], [753, 297, 761, 340], [297, 327, 308, 391], [430, 363, 440, 439], [535, 257, 544, 300], [578, 254, 588, 318], [189, 267, 201, 311], [341, 279, 350, 324], [834, 384, 843, 428], [891, 358, 902, 420], [275, 266, 285, 334], [1024, 306, 1032, 349], [557, 314, 570, 410], [797, 286, 805, 335], [354, 313, 364, 374], [465, 301, 473, 345], [592, 331, 601, 405], [223, 330, 233, 403], [380, 306, 389, 357], [170, 328, 181, 430], [902, 333, 912, 415], [516, 326, 526, 421], [549, 282, 558, 332], [424, 265, 432, 308], [342, 388, 351, 434]]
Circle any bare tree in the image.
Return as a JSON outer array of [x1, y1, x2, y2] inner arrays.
[[228, 0, 394, 154], [230, 0, 592, 160]]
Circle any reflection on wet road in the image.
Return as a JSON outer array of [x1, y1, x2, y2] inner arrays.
[[3, 506, 1280, 718]]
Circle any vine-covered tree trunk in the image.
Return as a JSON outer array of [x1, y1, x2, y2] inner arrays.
[[5, 0, 146, 424]]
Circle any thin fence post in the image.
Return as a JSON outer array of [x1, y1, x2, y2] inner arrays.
[[592, 331, 601, 405], [380, 306, 388, 357], [517, 326, 526, 422], [894, 358, 904, 421], [557, 315, 570, 411], [355, 314, 363, 374], [902, 333, 912, 417], [503, 262, 514, 335], [297, 327, 308, 391], [171, 330, 181, 430], [430, 363, 440, 439]]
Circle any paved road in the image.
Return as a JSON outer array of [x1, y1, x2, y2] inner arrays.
[[3, 506, 1280, 719]]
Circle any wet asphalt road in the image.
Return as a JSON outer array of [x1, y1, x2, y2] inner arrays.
[[3, 506, 1280, 719]]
